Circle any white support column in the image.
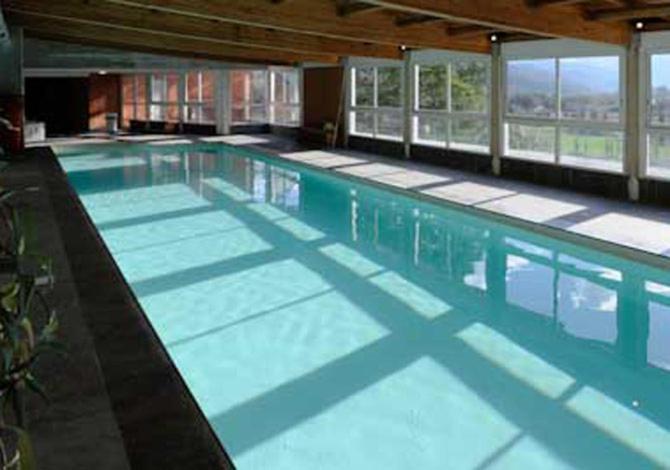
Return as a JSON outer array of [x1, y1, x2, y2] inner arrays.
[[178, 72, 186, 133], [216, 69, 230, 135], [144, 74, 151, 130], [403, 50, 413, 159], [298, 65, 305, 128], [626, 33, 642, 202], [268, 68, 275, 125], [490, 43, 504, 176], [343, 57, 351, 149]]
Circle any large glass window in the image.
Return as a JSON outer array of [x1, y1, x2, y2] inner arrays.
[[648, 54, 670, 179], [412, 57, 490, 153], [506, 59, 556, 118], [269, 68, 301, 127], [452, 61, 488, 114], [231, 70, 268, 124], [121, 75, 146, 127], [504, 55, 624, 172], [150, 73, 180, 122], [350, 65, 403, 141], [560, 57, 620, 123], [418, 65, 447, 110], [184, 71, 215, 124]]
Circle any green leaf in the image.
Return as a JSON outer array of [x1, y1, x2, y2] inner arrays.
[[14, 426, 36, 470], [24, 374, 48, 404]]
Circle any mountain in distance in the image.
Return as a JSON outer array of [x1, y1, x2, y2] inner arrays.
[[508, 59, 619, 97]]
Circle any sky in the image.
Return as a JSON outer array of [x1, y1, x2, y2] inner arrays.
[[507, 57, 620, 96], [652, 54, 670, 90]]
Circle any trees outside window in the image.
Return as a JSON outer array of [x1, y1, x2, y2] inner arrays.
[[412, 57, 490, 152], [350, 65, 403, 141]]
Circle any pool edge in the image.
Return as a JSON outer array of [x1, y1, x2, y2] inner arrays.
[[234, 142, 670, 273]]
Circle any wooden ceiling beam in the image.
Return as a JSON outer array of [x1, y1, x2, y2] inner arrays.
[[358, 0, 631, 44], [24, 31, 290, 66], [589, 4, 670, 22], [101, 0, 491, 53], [447, 25, 496, 38], [4, 0, 401, 59], [337, 1, 384, 16], [527, 0, 591, 8], [5, 11, 338, 65], [395, 14, 445, 27]]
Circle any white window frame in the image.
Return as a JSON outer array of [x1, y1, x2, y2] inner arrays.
[[121, 75, 145, 124], [184, 71, 215, 125], [502, 40, 627, 174], [269, 67, 303, 127], [149, 73, 181, 122], [348, 58, 405, 142], [411, 52, 491, 154], [641, 32, 670, 182], [230, 69, 269, 125]]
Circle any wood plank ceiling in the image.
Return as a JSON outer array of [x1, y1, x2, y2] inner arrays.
[[1, 0, 668, 65]]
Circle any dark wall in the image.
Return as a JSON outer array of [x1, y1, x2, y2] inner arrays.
[[303, 66, 343, 130], [25, 77, 89, 136]]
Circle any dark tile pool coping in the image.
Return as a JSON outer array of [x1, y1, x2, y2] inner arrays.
[[32, 146, 235, 469]]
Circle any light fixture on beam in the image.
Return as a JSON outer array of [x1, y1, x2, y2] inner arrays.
[[490, 33, 499, 42], [399, 44, 407, 52], [635, 21, 645, 31]]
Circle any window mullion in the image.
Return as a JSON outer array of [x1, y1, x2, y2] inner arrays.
[[374, 67, 379, 138], [446, 62, 452, 148], [555, 58, 561, 164]]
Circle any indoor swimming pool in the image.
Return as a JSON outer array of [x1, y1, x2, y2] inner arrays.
[[58, 144, 670, 469]]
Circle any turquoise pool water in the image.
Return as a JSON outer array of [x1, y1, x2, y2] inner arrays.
[[59, 144, 670, 469]]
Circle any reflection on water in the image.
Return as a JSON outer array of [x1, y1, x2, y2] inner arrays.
[[62, 146, 670, 469]]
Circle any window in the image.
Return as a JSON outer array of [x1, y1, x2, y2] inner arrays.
[[150, 73, 180, 122], [647, 54, 670, 179], [650, 54, 670, 126], [412, 57, 490, 152], [350, 65, 403, 141], [506, 123, 555, 163], [506, 59, 556, 118], [231, 70, 268, 124], [504, 55, 624, 172], [560, 57, 620, 123], [121, 75, 146, 127], [269, 68, 301, 127], [184, 71, 215, 124]]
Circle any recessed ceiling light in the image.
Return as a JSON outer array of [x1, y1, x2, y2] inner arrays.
[[98, 70, 108, 75], [490, 34, 498, 42], [399, 45, 407, 52], [635, 21, 644, 30]]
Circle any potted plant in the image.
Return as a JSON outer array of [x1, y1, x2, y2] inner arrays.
[[0, 179, 59, 470], [323, 121, 336, 147], [0, 109, 16, 161]]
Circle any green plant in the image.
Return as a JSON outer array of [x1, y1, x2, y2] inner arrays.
[[0, 274, 58, 425], [0, 178, 60, 469]]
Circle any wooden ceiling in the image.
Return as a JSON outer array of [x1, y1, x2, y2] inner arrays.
[[1, 0, 669, 65]]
